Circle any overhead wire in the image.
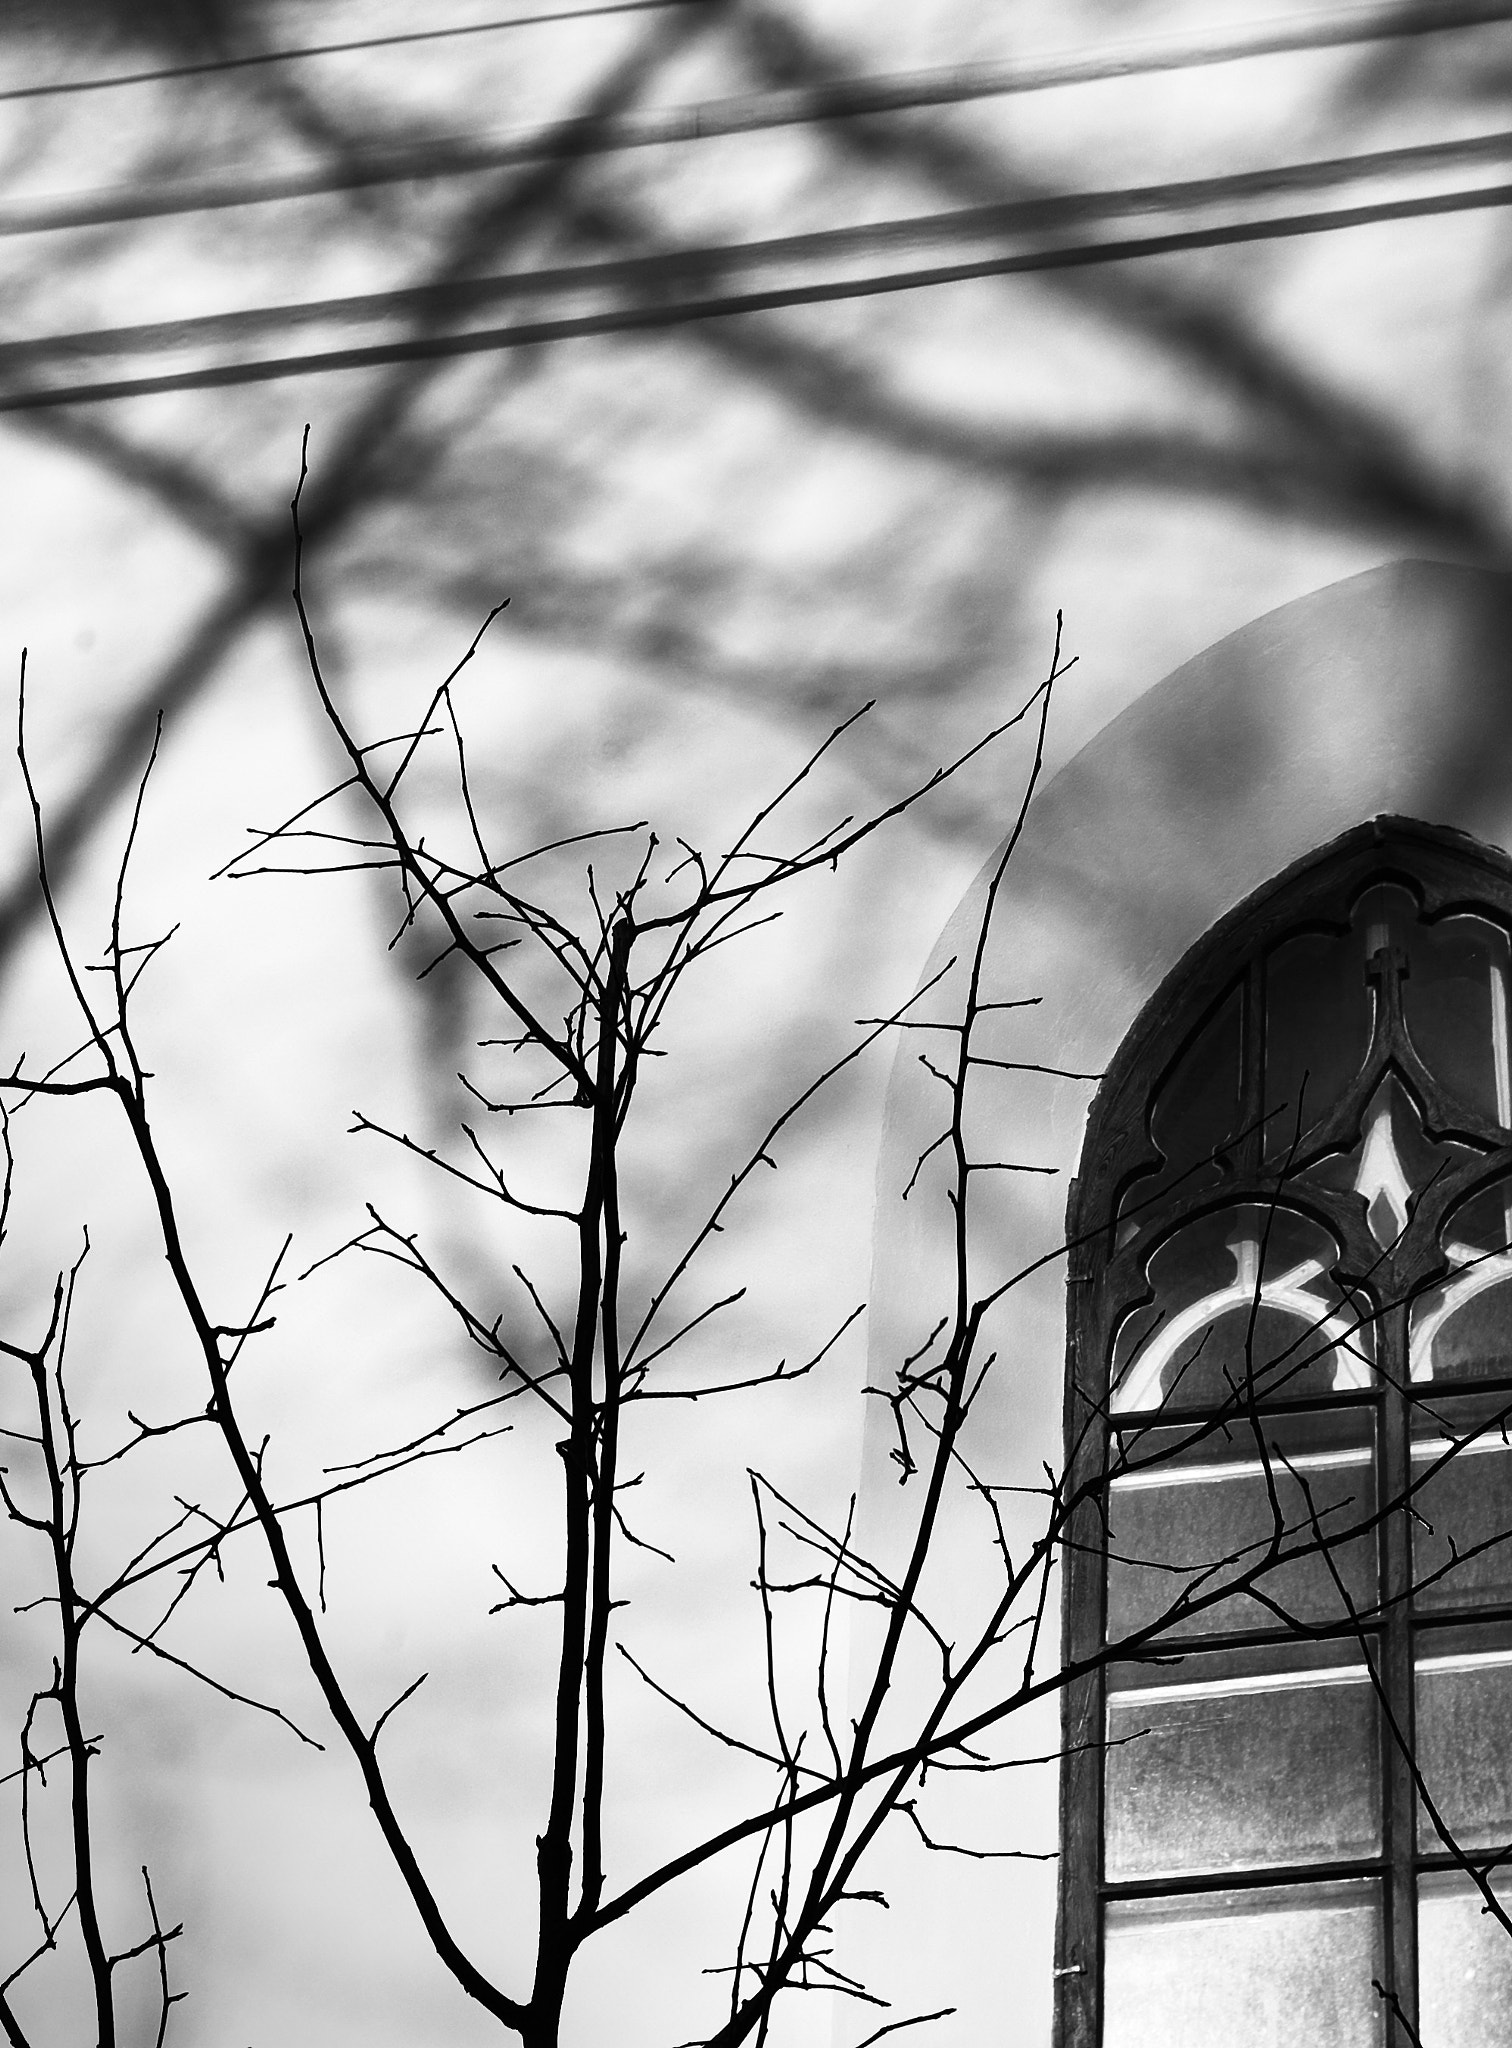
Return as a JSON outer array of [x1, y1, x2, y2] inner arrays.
[[6, 0, 1512, 109], [3, 172, 1508, 415], [7, 0, 1512, 234], [3, 0, 1510, 410], [0, 1, 697, 104], [7, 124, 1512, 375]]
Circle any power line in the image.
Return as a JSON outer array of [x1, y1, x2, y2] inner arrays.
[[7, 0, 1512, 236], [2, 172, 1507, 415], [6, 124, 1512, 374], [0, 1, 696, 105], [7, 0, 1511, 109]]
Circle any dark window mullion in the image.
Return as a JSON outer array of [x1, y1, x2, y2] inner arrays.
[[1379, 1299, 1418, 2043], [1055, 1239, 1111, 2048]]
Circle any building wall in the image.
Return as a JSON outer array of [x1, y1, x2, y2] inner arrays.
[[6, 8, 1512, 2043], [858, 558, 1512, 2042]]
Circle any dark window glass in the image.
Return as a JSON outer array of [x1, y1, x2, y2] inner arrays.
[[1263, 922, 1371, 1149], [1401, 911, 1512, 1127], [1124, 982, 1243, 1222], [1441, 1178, 1512, 1252]]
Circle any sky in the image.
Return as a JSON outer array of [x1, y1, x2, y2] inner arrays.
[[2, 3, 1512, 2045]]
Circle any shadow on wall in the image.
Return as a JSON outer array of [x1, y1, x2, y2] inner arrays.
[[851, 556, 1512, 2044], [7, 0, 1512, 1007]]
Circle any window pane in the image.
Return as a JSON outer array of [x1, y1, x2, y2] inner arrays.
[[1413, 1277, 1512, 1382], [1411, 1414, 1512, 1611], [1105, 1653, 1380, 1881], [1103, 1881, 1383, 2048], [1123, 981, 1244, 1223], [1411, 1187, 1512, 1383], [1416, 1645, 1512, 1853], [1108, 1413, 1376, 1641], [1417, 1872, 1512, 2048], [1264, 918, 1373, 1150], [1400, 911, 1512, 1128], [1110, 1206, 1368, 1414]]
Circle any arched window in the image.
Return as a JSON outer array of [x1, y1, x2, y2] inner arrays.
[[1056, 818, 1512, 2048]]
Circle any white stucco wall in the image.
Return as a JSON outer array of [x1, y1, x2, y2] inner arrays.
[[7, 6, 1512, 2043], [856, 557, 1512, 2043]]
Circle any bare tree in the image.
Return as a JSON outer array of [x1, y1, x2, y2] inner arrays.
[[3, 452, 1510, 2048]]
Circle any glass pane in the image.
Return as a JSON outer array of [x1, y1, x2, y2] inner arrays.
[[1265, 919, 1372, 1150], [1104, 1880, 1383, 2048], [1416, 1645, 1512, 1853], [1126, 982, 1244, 1221], [1417, 1871, 1512, 2048], [1105, 1653, 1380, 1881], [1111, 1206, 1369, 1414], [1401, 911, 1512, 1128], [1411, 1414, 1512, 1611], [1262, 884, 1512, 1157], [1411, 1186, 1512, 1383], [1108, 1413, 1377, 1641], [1439, 1177, 1512, 1255]]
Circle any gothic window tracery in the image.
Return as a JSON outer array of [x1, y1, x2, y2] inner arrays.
[[1055, 819, 1512, 2048]]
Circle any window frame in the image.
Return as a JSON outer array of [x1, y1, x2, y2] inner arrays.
[[1054, 815, 1512, 2048]]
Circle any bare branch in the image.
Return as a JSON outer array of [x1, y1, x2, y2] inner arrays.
[[371, 1672, 429, 1748]]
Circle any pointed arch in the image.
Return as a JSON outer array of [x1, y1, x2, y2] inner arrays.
[[1056, 816, 1512, 2048]]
